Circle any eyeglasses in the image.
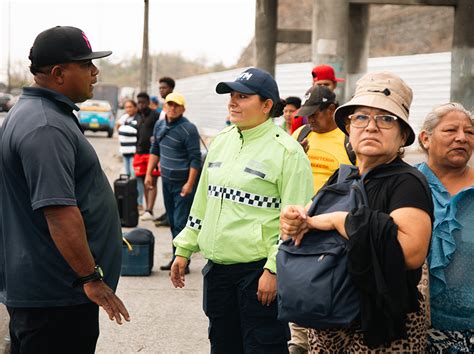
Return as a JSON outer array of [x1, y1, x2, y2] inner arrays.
[[348, 114, 399, 129]]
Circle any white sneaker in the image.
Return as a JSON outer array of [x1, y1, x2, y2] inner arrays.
[[140, 211, 154, 221]]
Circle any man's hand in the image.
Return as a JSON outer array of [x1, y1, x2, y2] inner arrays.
[[144, 174, 154, 190], [280, 205, 308, 246], [83, 281, 130, 325], [170, 256, 188, 288], [180, 182, 193, 197], [257, 269, 277, 306]]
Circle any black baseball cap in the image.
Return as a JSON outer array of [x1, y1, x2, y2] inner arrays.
[[215, 67, 280, 105], [296, 85, 336, 117], [29, 26, 112, 67]]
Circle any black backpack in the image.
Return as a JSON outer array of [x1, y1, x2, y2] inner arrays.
[[297, 124, 356, 165], [276, 163, 428, 329], [277, 164, 363, 328]]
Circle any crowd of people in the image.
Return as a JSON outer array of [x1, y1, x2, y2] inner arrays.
[[0, 25, 472, 354]]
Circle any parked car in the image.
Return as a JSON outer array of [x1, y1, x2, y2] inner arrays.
[[78, 100, 115, 137], [0, 93, 14, 112]]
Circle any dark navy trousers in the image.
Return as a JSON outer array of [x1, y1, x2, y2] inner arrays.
[[7, 302, 99, 354], [202, 260, 289, 354]]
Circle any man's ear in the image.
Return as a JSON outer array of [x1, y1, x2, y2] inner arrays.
[[50, 65, 65, 84]]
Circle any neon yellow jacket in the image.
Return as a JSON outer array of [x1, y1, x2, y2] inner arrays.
[[173, 119, 313, 273]]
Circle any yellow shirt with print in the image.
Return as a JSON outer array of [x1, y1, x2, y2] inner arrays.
[[292, 126, 353, 193]]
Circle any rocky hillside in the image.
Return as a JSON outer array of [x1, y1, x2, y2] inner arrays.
[[237, 2, 453, 66]]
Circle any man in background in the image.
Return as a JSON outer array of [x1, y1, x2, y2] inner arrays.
[[311, 64, 344, 91], [153, 76, 177, 227], [145, 92, 201, 273], [134, 92, 160, 221], [291, 64, 344, 136]]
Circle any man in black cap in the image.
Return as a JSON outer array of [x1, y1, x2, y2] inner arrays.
[[0, 26, 129, 354]]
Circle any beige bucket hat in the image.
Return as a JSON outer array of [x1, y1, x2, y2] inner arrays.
[[334, 71, 415, 146]]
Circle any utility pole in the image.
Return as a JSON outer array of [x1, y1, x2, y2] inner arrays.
[[7, 0, 12, 92], [255, 0, 277, 77], [140, 0, 149, 92]]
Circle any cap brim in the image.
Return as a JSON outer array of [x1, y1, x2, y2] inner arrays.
[[71, 50, 112, 61], [165, 99, 184, 107], [335, 78, 345, 82], [216, 81, 257, 95], [295, 105, 318, 117], [334, 94, 415, 146]]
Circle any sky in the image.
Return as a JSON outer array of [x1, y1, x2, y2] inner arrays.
[[0, 0, 256, 80]]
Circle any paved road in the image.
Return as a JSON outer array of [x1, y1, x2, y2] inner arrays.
[[0, 131, 210, 354]]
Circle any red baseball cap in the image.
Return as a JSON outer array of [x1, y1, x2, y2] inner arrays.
[[311, 64, 345, 83]]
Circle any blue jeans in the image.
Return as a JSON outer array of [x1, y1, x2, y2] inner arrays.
[[123, 154, 134, 177], [162, 179, 195, 257], [136, 176, 145, 206]]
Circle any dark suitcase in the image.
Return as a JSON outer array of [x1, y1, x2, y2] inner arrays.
[[114, 174, 138, 227], [122, 228, 155, 276]]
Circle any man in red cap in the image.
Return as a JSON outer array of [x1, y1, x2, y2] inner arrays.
[[291, 64, 345, 134], [311, 64, 344, 92]]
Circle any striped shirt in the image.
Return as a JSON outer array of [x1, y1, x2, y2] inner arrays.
[[150, 116, 201, 182], [118, 115, 138, 155]]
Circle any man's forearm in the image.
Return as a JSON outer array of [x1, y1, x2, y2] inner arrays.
[[43, 205, 96, 277], [186, 167, 199, 186], [146, 153, 160, 176]]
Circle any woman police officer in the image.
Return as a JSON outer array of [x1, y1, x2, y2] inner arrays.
[[170, 68, 313, 353]]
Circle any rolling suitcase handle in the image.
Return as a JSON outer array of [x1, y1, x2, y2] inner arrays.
[[119, 174, 132, 180]]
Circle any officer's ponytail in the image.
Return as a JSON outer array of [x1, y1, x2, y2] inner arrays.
[[270, 98, 285, 118]]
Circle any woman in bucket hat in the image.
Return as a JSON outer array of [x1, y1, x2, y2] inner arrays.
[[280, 71, 434, 352], [170, 68, 314, 353]]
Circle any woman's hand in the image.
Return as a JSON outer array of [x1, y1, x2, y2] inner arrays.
[[280, 205, 308, 245], [257, 269, 277, 306], [170, 256, 188, 288]]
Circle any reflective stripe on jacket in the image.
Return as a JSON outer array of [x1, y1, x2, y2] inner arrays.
[[173, 118, 313, 273]]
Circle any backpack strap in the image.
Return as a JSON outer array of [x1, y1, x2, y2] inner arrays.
[[297, 124, 312, 143], [298, 125, 356, 166], [344, 135, 357, 165], [336, 164, 360, 183]]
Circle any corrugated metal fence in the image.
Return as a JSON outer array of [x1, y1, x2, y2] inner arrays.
[[174, 52, 451, 146]]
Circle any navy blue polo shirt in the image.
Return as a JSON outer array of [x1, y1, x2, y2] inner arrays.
[[0, 87, 122, 307], [150, 116, 201, 182]]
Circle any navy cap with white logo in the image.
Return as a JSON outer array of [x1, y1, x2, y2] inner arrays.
[[215, 67, 280, 105]]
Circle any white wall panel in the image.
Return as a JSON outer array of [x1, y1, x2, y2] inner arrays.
[[176, 52, 451, 150]]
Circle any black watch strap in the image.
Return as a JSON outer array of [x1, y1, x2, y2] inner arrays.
[[72, 265, 104, 288]]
